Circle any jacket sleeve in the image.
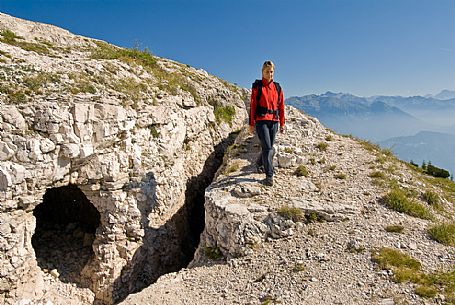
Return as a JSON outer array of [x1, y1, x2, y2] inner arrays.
[[249, 87, 258, 127], [279, 88, 285, 127]]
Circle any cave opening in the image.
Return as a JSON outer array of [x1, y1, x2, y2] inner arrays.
[[32, 184, 100, 287]]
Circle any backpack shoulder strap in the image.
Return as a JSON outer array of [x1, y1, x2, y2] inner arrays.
[[252, 79, 262, 102], [274, 82, 281, 102]]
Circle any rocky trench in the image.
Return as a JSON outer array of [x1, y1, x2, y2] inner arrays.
[[4, 129, 240, 305], [0, 94, 247, 305]]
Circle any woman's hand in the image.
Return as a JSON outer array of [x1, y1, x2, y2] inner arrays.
[[280, 126, 285, 134], [249, 125, 255, 134]]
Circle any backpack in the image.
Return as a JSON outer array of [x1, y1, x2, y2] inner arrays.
[[252, 79, 281, 118]]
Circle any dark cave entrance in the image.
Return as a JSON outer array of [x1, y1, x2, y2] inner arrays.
[[32, 184, 100, 287]]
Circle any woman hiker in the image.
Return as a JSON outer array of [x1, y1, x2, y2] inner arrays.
[[249, 60, 285, 186]]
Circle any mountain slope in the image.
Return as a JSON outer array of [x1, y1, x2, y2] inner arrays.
[[122, 107, 455, 305]]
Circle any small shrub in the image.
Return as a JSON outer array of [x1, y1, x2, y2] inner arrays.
[[328, 165, 336, 171], [360, 140, 380, 152], [294, 164, 308, 177], [415, 285, 438, 298], [382, 148, 394, 157], [284, 147, 294, 154], [325, 135, 333, 141], [23, 72, 60, 92], [316, 142, 328, 151], [369, 171, 385, 179], [425, 163, 450, 179], [318, 157, 326, 164], [292, 263, 305, 272], [428, 222, 455, 246], [309, 158, 316, 165], [422, 190, 439, 206], [149, 125, 160, 138], [204, 246, 223, 260], [277, 206, 304, 222], [306, 212, 319, 223], [225, 162, 240, 174], [385, 225, 404, 233], [214, 104, 236, 126], [383, 189, 433, 220], [334, 173, 346, 180]]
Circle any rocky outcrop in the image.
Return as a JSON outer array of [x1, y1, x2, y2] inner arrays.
[[122, 107, 454, 305], [0, 13, 247, 304]]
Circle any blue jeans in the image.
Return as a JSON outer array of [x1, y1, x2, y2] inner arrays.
[[255, 120, 278, 178]]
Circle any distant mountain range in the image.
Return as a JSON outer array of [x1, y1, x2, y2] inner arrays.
[[286, 90, 455, 175], [426, 89, 455, 100], [379, 131, 455, 177]]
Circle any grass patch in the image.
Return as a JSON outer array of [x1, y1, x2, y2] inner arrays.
[[23, 72, 60, 93], [225, 161, 240, 174], [385, 225, 404, 233], [204, 246, 223, 260], [114, 77, 148, 102], [328, 165, 336, 171], [292, 263, 305, 272], [284, 147, 294, 154], [277, 206, 304, 222], [214, 104, 236, 126], [383, 188, 433, 220], [369, 171, 386, 179], [294, 164, 308, 177], [428, 222, 455, 246], [325, 135, 333, 141], [309, 158, 316, 165], [372, 247, 455, 301], [334, 173, 346, 180], [316, 142, 328, 151], [148, 125, 160, 138], [422, 190, 439, 206], [359, 139, 381, 152], [0, 29, 50, 55], [371, 247, 421, 271], [90, 41, 157, 67]]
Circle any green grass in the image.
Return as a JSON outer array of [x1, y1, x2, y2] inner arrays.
[[0, 29, 50, 55], [369, 171, 386, 179], [277, 206, 304, 222], [148, 126, 160, 138], [371, 247, 421, 271], [385, 225, 404, 233], [316, 142, 328, 151], [372, 247, 455, 301], [359, 139, 381, 152], [292, 263, 305, 272], [284, 147, 294, 154], [204, 246, 223, 260], [428, 222, 455, 246], [214, 104, 236, 126], [225, 162, 240, 174], [328, 165, 336, 171], [294, 164, 309, 177], [383, 188, 433, 220], [325, 135, 334, 141], [90, 41, 157, 67], [23, 72, 60, 93], [334, 173, 346, 180]]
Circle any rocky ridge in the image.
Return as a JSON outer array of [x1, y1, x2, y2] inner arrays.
[[122, 107, 454, 305], [0, 12, 247, 305]]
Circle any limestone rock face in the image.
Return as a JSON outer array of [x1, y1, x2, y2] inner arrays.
[[0, 12, 247, 304]]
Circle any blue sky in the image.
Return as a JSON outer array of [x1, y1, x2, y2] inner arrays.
[[1, 0, 454, 97]]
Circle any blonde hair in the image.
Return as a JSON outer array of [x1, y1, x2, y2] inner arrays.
[[262, 60, 275, 71]]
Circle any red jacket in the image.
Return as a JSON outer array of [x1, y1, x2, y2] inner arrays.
[[249, 78, 285, 127]]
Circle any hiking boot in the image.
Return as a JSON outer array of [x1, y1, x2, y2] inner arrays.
[[264, 177, 273, 186]]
